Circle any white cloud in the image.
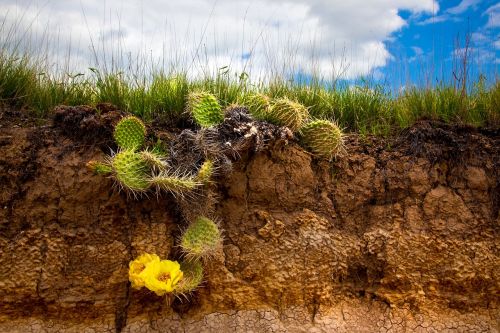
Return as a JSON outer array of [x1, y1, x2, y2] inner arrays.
[[494, 40, 500, 49], [0, 0, 437, 81], [417, 0, 479, 25], [486, 3, 500, 28], [417, 14, 452, 25], [446, 0, 480, 15]]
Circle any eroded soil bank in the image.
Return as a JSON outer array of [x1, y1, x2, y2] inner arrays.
[[0, 106, 499, 332]]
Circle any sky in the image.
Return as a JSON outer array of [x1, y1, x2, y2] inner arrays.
[[0, 0, 498, 89]]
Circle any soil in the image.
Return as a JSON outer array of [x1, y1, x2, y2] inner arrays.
[[0, 105, 498, 332]]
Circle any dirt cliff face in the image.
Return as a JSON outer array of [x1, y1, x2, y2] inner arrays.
[[0, 107, 498, 332]]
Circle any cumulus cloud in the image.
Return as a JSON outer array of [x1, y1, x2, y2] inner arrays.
[[486, 3, 500, 28], [0, 0, 437, 80]]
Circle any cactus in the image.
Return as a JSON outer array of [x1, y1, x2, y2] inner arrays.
[[180, 216, 222, 260], [196, 160, 214, 184], [149, 172, 200, 196], [86, 160, 113, 175], [187, 91, 224, 128], [174, 260, 204, 295], [268, 97, 308, 132], [300, 119, 345, 159], [113, 116, 146, 150], [140, 150, 168, 171], [243, 92, 272, 121], [112, 149, 150, 192]]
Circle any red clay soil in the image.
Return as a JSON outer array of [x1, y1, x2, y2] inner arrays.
[[0, 105, 498, 332]]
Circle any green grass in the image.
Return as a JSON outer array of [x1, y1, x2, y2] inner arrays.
[[0, 50, 498, 134]]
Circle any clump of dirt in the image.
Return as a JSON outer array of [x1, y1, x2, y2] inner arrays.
[[396, 119, 500, 164], [52, 103, 125, 148]]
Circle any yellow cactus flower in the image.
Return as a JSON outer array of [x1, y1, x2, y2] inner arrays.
[[128, 253, 160, 289], [142, 260, 184, 296]]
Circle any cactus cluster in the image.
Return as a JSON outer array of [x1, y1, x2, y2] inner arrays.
[[243, 94, 309, 132], [242, 93, 345, 158], [88, 89, 348, 302], [187, 91, 224, 128], [87, 116, 213, 196], [300, 119, 345, 160]]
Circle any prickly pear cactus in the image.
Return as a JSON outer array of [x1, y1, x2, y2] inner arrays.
[[268, 97, 308, 132], [113, 116, 146, 150], [112, 149, 150, 192], [180, 216, 222, 260], [243, 92, 272, 121], [187, 91, 224, 128], [300, 119, 344, 159], [174, 260, 204, 295]]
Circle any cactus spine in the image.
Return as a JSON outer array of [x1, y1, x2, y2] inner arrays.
[[187, 91, 224, 128], [300, 119, 344, 159], [113, 116, 146, 150], [180, 216, 222, 260], [196, 160, 214, 184]]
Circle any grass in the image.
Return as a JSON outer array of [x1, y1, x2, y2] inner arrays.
[[0, 49, 499, 134]]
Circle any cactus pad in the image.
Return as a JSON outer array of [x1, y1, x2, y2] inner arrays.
[[243, 93, 272, 121], [268, 98, 308, 132], [86, 160, 113, 175], [174, 260, 204, 294], [149, 172, 200, 196], [187, 91, 224, 127], [140, 150, 168, 171], [180, 216, 222, 259], [112, 150, 150, 192], [113, 116, 146, 150], [300, 119, 344, 159]]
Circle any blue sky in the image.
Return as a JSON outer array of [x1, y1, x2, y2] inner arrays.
[[0, 0, 498, 90], [383, 0, 499, 89]]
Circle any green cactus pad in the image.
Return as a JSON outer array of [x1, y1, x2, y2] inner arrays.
[[86, 160, 113, 175], [181, 216, 222, 259], [149, 172, 200, 195], [174, 260, 204, 294], [243, 93, 272, 121], [187, 91, 224, 128], [268, 98, 308, 132], [300, 119, 344, 159], [113, 116, 146, 150], [112, 150, 150, 192], [196, 160, 214, 184]]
